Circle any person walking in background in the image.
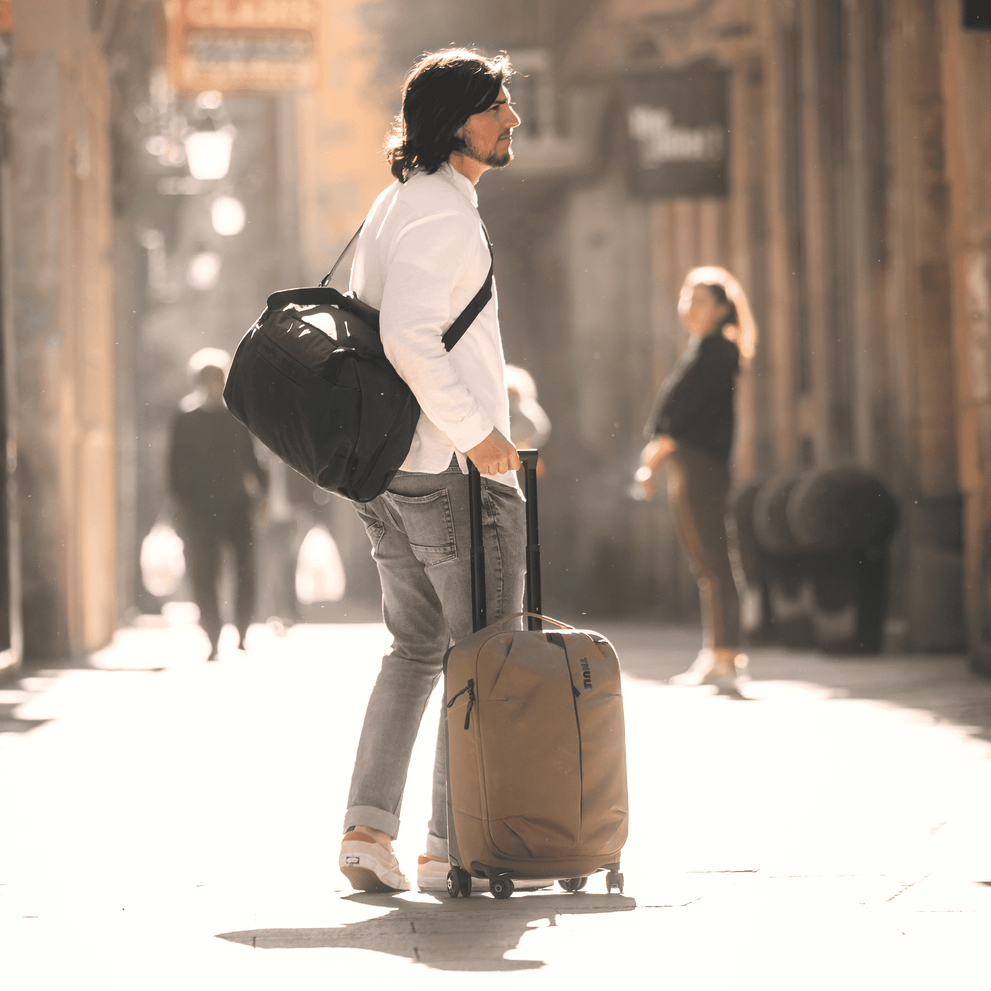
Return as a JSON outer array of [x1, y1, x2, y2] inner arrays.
[[168, 348, 268, 660], [506, 363, 551, 475], [338, 49, 541, 895], [636, 267, 758, 688]]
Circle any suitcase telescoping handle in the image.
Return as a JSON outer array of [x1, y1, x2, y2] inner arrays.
[[467, 448, 541, 634], [468, 458, 487, 633], [519, 450, 542, 631]]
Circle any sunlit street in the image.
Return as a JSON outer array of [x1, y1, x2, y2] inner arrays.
[[2, 616, 990, 988]]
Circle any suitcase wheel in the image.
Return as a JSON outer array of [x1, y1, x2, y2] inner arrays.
[[490, 876, 515, 899], [605, 870, 625, 894], [447, 867, 473, 898], [559, 877, 588, 892]]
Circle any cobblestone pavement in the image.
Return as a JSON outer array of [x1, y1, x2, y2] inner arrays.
[[2, 610, 991, 989]]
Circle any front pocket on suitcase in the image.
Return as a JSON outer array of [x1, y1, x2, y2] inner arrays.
[[476, 637, 583, 858]]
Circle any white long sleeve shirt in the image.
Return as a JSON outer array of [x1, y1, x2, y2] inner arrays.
[[349, 162, 517, 490]]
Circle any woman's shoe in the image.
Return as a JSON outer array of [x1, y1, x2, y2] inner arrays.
[[669, 649, 739, 687]]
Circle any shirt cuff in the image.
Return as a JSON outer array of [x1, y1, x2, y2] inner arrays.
[[443, 408, 494, 455]]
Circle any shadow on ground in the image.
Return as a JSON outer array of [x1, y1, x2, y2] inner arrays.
[[217, 890, 637, 971], [0, 701, 49, 734]]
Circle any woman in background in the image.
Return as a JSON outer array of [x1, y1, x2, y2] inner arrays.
[[636, 267, 757, 688]]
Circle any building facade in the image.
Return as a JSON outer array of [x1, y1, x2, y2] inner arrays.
[[2, 0, 119, 665], [1, 0, 989, 674], [312, 0, 991, 657]]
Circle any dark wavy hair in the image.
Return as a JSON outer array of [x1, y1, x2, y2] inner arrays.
[[386, 49, 513, 183]]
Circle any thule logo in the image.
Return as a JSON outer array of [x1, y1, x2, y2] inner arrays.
[[580, 658, 592, 690]]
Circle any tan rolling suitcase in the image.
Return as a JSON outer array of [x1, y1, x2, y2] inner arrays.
[[443, 451, 628, 898]]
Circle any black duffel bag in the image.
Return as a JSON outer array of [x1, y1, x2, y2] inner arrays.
[[224, 227, 493, 503]]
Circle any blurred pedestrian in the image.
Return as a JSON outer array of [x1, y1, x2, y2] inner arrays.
[[168, 348, 268, 660], [636, 267, 757, 688], [506, 363, 551, 474]]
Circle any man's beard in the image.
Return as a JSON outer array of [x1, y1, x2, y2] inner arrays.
[[461, 131, 513, 168]]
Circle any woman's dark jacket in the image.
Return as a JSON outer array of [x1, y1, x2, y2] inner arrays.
[[643, 329, 741, 463]]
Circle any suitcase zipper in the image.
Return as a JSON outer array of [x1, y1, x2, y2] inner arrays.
[[548, 632, 585, 824], [447, 678, 475, 730]]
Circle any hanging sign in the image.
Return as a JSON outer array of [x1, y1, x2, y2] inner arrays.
[[166, 0, 320, 93], [625, 65, 730, 198]]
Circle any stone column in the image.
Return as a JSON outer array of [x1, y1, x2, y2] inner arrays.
[[938, 1, 991, 669], [884, 0, 963, 651], [7, 2, 117, 658]]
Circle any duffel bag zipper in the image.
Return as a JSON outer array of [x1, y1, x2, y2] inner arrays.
[[447, 678, 475, 730]]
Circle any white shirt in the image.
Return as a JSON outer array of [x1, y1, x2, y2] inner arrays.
[[349, 162, 517, 489]]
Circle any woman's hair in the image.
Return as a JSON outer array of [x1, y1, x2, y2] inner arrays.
[[679, 266, 758, 364], [385, 49, 513, 182]]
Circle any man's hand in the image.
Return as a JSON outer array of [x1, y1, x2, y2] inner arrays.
[[466, 428, 521, 477]]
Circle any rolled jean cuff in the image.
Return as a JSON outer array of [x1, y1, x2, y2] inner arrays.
[[424, 830, 448, 859], [344, 805, 400, 839]]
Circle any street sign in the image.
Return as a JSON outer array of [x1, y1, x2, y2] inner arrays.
[[624, 64, 731, 199], [166, 0, 321, 94]]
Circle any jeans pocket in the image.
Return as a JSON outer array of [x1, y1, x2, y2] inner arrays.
[[481, 479, 525, 529], [361, 518, 386, 553], [389, 488, 457, 567]]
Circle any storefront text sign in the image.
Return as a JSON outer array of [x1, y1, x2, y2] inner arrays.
[[625, 65, 730, 198], [167, 0, 320, 93]]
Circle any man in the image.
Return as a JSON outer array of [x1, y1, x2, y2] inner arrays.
[[168, 349, 267, 659], [338, 49, 532, 893]]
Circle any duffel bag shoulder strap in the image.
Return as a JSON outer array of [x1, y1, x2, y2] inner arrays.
[[318, 226, 363, 289], [441, 224, 494, 353], [265, 225, 363, 310], [295, 220, 493, 352]]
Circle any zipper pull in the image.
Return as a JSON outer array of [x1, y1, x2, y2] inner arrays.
[[447, 678, 476, 730]]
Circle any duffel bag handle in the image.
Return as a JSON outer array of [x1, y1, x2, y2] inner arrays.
[[319, 225, 364, 289], [266, 285, 347, 311]]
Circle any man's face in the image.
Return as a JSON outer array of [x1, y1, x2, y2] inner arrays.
[[456, 85, 521, 169]]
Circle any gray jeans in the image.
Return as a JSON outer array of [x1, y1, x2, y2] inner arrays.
[[345, 459, 525, 856]]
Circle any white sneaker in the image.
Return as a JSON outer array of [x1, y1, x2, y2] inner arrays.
[[416, 855, 554, 893], [339, 831, 410, 892]]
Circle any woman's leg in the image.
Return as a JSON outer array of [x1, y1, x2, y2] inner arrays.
[[666, 446, 743, 682]]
